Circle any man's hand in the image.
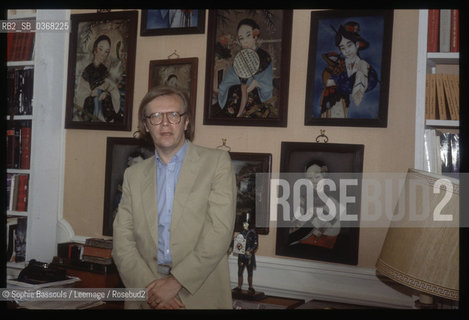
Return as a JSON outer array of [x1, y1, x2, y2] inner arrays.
[[146, 276, 185, 309]]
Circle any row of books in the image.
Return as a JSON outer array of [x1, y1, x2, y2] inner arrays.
[[55, 240, 116, 274], [57, 238, 113, 265], [6, 121, 32, 169], [7, 173, 30, 212], [7, 216, 27, 262], [7, 66, 34, 116], [427, 9, 459, 53], [425, 73, 459, 120], [7, 31, 35, 61], [83, 238, 113, 265], [423, 129, 459, 176]]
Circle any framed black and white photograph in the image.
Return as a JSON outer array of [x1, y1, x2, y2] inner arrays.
[[140, 10, 205, 36], [304, 10, 393, 127], [229, 152, 272, 235], [275, 142, 364, 265], [102, 137, 153, 236], [65, 11, 138, 131], [204, 10, 292, 127]]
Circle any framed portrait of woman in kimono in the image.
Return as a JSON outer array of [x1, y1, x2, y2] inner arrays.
[[203, 10, 292, 127], [304, 10, 393, 127], [65, 11, 137, 131], [148, 57, 198, 140]]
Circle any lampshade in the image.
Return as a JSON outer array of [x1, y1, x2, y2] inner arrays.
[[376, 169, 459, 301]]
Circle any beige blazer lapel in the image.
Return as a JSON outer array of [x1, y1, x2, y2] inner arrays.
[[140, 157, 159, 249], [171, 142, 199, 233]]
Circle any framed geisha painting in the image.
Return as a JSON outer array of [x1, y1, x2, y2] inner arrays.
[[204, 10, 292, 127], [65, 11, 138, 131], [304, 10, 393, 127]]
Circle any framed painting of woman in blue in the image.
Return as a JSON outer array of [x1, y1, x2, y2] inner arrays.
[[204, 10, 292, 127], [304, 10, 393, 127]]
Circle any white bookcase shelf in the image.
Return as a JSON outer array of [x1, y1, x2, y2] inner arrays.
[[6, 9, 70, 267], [414, 10, 459, 172]]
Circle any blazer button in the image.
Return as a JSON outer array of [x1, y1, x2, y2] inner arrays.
[[153, 256, 157, 261]]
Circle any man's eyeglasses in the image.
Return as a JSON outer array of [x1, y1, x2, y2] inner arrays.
[[144, 111, 186, 125]]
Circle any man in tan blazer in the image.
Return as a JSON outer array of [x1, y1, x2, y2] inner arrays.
[[112, 86, 236, 309]]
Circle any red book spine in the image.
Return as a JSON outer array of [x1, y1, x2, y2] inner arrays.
[[7, 129, 14, 168], [23, 33, 35, 61], [16, 174, 29, 212], [20, 126, 31, 169], [7, 33, 14, 61], [450, 9, 459, 52], [427, 9, 440, 52], [12, 33, 23, 61]]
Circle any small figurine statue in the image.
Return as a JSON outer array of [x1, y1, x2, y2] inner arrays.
[[232, 212, 258, 295]]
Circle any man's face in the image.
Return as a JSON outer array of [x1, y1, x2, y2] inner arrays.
[[144, 94, 188, 155]]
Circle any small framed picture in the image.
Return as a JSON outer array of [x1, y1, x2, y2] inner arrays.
[[65, 11, 138, 131], [140, 10, 205, 36], [275, 142, 364, 265], [304, 10, 393, 127], [229, 152, 272, 235], [148, 57, 198, 139], [102, 137, 154, 236], [204, 10, 292, 127]]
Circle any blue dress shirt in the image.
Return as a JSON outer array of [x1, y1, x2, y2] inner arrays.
[[155, 140, 188, 265]]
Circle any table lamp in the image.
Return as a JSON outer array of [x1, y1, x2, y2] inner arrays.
[[376, 169, 459, 308]]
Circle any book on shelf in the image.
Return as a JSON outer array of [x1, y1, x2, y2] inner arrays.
[[425, 73, 459, 121], [16, 174, 29, 212], [427, 9, 459, 53], [7, 66, 34, 116], [7, 218, 18, 262], [6, 216, 27, 263], [7, 31, 35, 61], [20, 125, 31, 169], [83, 246, 112, 259], [427, 9, 439, 52], [6, 120, 32, 170], [85, 237, 113, 249], [423, 129, 459, 176], [450, 9, 459, 52], [53, 248, 117, 274], [7, 174, 29, 212], [6, 127, 20, 169], [82, 239, 113, 265], [82, 255, 113, 265], [435, 73, 447, 119], [439, 9, 451, 53]]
